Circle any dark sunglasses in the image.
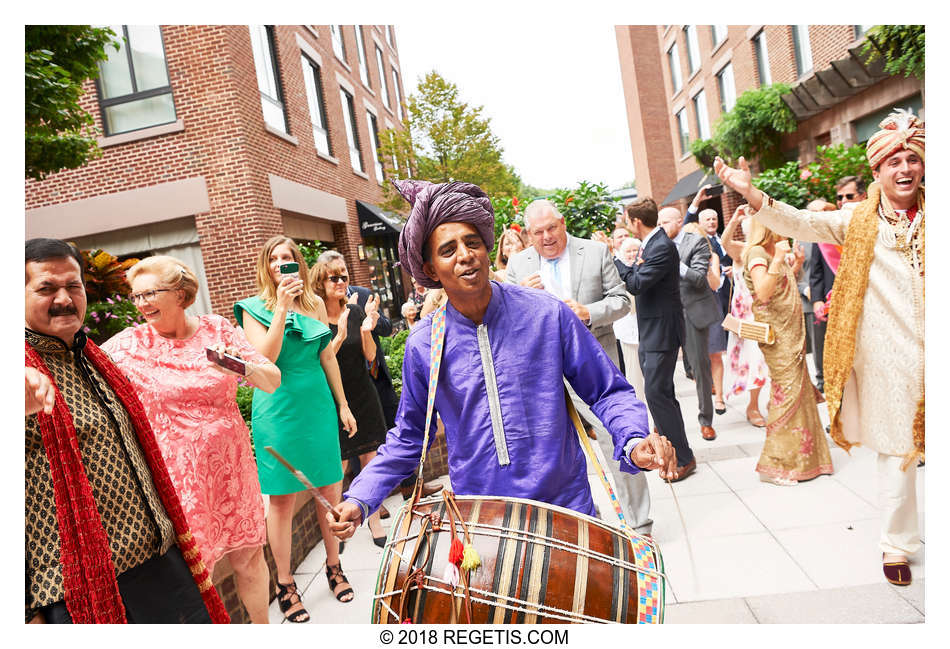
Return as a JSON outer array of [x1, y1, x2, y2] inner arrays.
[[328, 275, 349, 283], [836, 192, 856, 201]]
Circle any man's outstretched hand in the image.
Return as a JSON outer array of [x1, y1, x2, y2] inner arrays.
[[714, 156, 763, 211], [630, 431, 677, 477], [328, 500, 363, 540]]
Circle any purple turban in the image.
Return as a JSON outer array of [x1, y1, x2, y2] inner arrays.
[[394, 179, 495, 289]]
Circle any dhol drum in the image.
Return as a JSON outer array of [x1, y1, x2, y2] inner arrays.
[[372, 494, 666, 624]]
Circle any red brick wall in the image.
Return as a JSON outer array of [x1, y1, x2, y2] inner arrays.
[[25, 25, 408, 320]]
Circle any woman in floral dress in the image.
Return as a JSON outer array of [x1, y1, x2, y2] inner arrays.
[[104, 256, 280, 623]]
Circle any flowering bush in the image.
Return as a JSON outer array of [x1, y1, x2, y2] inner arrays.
[[79, 248, 138, 301], [83, 294, 144, 345]]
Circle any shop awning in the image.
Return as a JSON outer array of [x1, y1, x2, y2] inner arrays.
[[662, 169, 720, 205], [356, 200, 405, 237]]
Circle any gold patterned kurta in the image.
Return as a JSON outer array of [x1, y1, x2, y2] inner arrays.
[[25, 329, 175, 622], [743, 247, 834, 480], [751, 198, 924, 458]]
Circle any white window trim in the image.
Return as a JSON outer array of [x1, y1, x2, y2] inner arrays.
[[363, 97, 379, 116], [98, 118, 185, 147], [303, 25, 320, 40], [296, 33, 322, 66], [335, 71, 356, 95], [265, 123, 299, 146], [691, 89, 711, 141]]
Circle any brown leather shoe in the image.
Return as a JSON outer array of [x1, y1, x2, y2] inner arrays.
[[378, 504, 390, 519], [668, 458, 696, 482], [701, 425, 717, 440], [883, 555, 912, 586]]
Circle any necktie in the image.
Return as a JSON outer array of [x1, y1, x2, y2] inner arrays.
[[551, 258, 562, 293]]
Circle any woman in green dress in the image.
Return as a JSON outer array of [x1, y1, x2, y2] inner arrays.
[[236, 236, 358, 622]]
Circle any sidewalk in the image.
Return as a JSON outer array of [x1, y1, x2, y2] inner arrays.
[[270, 356, 925, 624]]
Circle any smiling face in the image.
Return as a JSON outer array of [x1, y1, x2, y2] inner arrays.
[[268, 242, 297, 285], [619, 238, 640, 266], [130, 272, 184, 334], [699, 210, 719, 236], [25, 257, 87, 344], [873, 149, 924, 210], [322, 260, 349, 303], [422, 222, 491, 302], [527, 207, 568, 260], [501, 230, 525, 259]]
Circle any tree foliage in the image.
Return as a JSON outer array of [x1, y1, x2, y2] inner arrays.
[[25, 25, 118, 180], [864, 25, 925, 80], [378, 71, 520, 212], [690, 83, 797, 172], [549, 181, 620, 240], [751, 143, 873, 209]]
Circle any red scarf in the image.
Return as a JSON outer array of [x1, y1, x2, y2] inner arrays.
[[25, 338, 230, 624]]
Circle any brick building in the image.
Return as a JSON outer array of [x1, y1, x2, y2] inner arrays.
[[26, 24, 412, 320], [615, 25, 924, 223]]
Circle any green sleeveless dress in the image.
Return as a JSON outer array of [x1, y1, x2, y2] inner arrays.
[[234, 296, 343, 494]]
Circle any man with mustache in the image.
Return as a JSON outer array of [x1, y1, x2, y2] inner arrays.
[[327, 180, 676, 536], [714, 109, 925, 586], [25, 238, 228, 623]]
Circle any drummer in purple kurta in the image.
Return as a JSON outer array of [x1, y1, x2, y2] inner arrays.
[[329, 180, 676, 536]]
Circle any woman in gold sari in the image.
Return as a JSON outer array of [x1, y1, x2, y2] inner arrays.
[[743, 217, 833, 485]]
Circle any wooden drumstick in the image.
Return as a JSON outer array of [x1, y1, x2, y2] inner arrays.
[[265, 446, 341, 521], [667, 475, 697, 591]]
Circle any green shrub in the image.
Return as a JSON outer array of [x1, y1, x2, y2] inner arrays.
[[84, 295, 144, 345], [236, 384, 254, 429], [752, 161, 811, 209], [802, 143, 872, 205], [386, 329, 411, 396]]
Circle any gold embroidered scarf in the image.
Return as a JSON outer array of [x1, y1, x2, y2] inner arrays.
[[823, 182, 924, 469]]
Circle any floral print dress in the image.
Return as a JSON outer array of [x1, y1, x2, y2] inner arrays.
[[725, 262, 770, 400]]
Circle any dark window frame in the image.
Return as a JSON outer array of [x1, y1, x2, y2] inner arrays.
[[301, 54, 332, 156], [340, 87, 364, 173], [95, 25, 177, 136]]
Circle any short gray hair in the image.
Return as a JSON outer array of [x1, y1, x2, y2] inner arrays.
[[401, 301, 417, 317], [523, 199, 564, 229], [316, 250, 344, 265]]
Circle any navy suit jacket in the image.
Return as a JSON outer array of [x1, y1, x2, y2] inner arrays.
[[615, 229, 685, 352], [809, 245, 836, 305]]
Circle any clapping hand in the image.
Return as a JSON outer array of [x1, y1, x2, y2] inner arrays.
[[335, 305, 350, 341], [361, 295, 380, 332]]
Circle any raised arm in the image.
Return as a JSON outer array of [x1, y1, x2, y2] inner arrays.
[[720, 205, 748, 261]]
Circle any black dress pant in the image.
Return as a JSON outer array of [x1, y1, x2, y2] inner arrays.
[[40, 546, 212, 624], [639, 347, 694, 467]]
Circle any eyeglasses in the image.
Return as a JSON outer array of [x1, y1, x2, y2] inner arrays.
[[328, 275, 349, 284], [836, 192, 856, 201], [129, 289, 173, 304]]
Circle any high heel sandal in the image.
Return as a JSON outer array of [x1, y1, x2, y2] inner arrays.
[[276, 579, 310, 623], [326, 562, 354, 602], [715, 399, 727, 415]]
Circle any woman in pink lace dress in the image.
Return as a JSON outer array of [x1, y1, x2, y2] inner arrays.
[[103, 256, 281, 624]]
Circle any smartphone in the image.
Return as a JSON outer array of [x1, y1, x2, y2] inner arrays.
[[279, 262, 300, 280], [706, 184, 725, 197], [206, 347, 247, 375]]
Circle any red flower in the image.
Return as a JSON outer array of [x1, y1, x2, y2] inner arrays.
[[509, 223, 522, 232], [565, 196, 575, 204], [800, 169, 812, 180], [512, 197, 519, 206]]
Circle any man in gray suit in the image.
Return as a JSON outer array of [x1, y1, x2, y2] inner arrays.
[[507, 199, 653, 535], [658, 206, 718, 441]]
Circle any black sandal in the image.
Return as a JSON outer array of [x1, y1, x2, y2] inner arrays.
[[326, 562, 354, 602], [276, 579, 310, 623]]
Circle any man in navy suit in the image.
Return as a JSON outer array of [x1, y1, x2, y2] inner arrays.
[[615, 198, 695, 481]]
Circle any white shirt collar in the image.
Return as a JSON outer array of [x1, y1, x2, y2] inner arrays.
[[641, 226, 662, 248]]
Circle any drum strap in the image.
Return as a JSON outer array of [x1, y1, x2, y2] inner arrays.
[[564, 392, 636, 540]]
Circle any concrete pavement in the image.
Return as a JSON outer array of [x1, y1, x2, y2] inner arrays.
[[269, 355, 924, 623]]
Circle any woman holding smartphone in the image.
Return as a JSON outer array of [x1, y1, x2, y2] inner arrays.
[[235, 236, 358, 621], [103, 256, 281, 623]]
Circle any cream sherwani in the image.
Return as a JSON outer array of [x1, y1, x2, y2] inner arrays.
[[752, 198, 923, 555]]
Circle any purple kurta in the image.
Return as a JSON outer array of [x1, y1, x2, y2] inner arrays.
[[344, 282, 650, 517]]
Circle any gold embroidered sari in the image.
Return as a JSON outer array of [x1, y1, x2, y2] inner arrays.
[[744, 246, 834, 481]]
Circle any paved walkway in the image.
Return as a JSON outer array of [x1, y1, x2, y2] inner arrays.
[[269, 356, 925, 624]]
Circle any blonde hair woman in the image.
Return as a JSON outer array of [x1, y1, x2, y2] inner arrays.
[[235, 236, 357, 620], [742, 218, 833, 486], [103, 255, 281, 623], [493, 226, 527, 282]]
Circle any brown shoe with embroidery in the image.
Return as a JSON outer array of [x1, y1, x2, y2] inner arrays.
[[883, 554, 912, 586]]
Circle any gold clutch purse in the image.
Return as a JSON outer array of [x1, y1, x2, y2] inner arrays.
[[721, 313, 775, 345]]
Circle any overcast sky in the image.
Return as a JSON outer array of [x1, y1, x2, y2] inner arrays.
[[394, 22, 634, 193]]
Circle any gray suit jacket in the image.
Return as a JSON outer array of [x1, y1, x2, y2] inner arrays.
[[678, 232, 720, 330], [506, 235, 630, 355]]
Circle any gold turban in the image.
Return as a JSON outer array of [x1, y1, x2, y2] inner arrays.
[[866, 108, 925, 169]]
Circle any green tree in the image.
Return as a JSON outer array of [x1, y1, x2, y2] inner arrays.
[[802, 143, 872, 204], [751, 161, 811, 209], [25, 25, 118, 181], [863, 25, 925, 80], [550, 181, 620, 240], [378, 71, 520, 211]]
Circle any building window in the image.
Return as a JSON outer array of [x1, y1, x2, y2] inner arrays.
[[367, 111, 384, 184], [753, 30, 772, 86], [711, 25, 728, 47], [354, 26, 370, 87], [854, 25, 874, 39], [792, 25, 814, 76], [374, 46, 390, 109], [387, 25, 396, 49], [331, 25, 347, 63], [675, 108, 690, 156], [717, 63, 736, 112], [340, 88, 364, 173], [301, 55, 331, 156], [392, 67, 404, 120], [248, 25, 288, 133], [684, 26, 701, 75], [667, 42, 682, 94], [692, 90, 711, 140], [96, 25, 176, 136]]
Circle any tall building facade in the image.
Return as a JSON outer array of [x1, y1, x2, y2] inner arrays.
[[26, 24, 411, 320], [616, 25, 924, 220]]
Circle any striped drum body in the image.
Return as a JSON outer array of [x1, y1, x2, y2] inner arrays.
[[372, 495, 666, 624]]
